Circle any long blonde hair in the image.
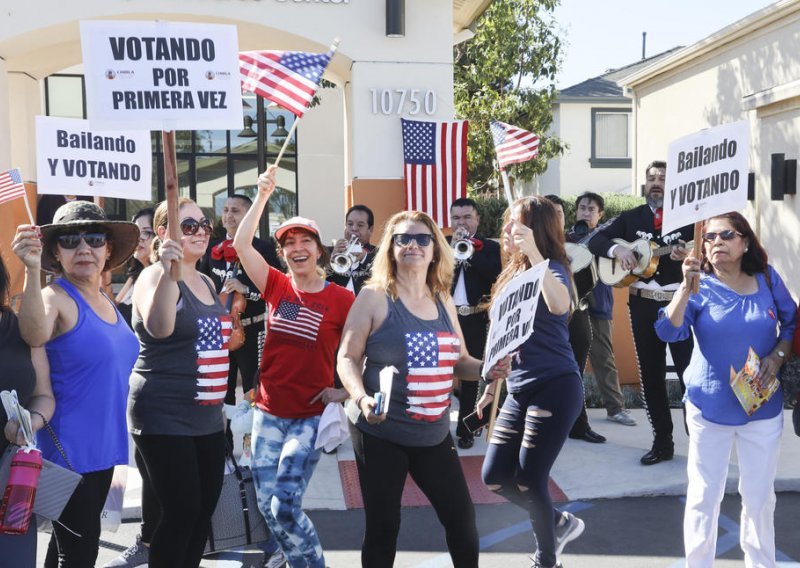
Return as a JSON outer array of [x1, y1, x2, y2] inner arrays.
[[150, 197, 194, 263], [367, 210, 454, 299]]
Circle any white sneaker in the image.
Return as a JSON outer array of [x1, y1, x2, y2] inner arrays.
[[103, 535, 149, 568], [554, 511, 585, 557], [263, 549, 287, 568], [606, 409, 637, 426]]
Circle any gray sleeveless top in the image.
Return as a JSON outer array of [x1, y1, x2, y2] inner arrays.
[[354, 295, 461, 447], [128, 278, 228, 436]]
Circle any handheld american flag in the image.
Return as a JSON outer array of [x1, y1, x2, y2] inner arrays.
[[239, 43, 337, 118], [0, 168, 26, 205], [401, 118, 468, 228], [490, 121, 540, 170]]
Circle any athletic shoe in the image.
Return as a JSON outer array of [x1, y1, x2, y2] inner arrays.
[[103, 535, 149, 568], [607, 409, 637, 426], [263, 549, 287, 568], [554, 511, 585, 557], [529, 557, 563, 568]]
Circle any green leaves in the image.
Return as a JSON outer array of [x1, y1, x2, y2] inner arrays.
[[455, 0, 565, 193]]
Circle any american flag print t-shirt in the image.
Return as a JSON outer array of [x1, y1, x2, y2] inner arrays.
[[194, 315, 231, 406], [405, 331, 459, 422], [271, 299, 323, 342]]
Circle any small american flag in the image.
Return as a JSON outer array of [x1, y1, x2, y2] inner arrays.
[[195, 315, 231, 406], [271, 299, 323, 342], [490, 121, 540, 170], [402, 118, 468, 228], [0, 168, 25, 205], [239, 47, 335, 118], [405, 331, 459, 422]]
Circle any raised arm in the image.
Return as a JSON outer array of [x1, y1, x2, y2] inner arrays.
[[12, 224, 59, 346], [232, 165, 277, 295], [133, 239, 183, 339]]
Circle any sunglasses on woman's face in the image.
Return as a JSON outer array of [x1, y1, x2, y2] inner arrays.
[[56, 232, 108, 249], [702, 229, 742, 242], [180, 217, 212, 236], [138, 229, 155, 241], [392, 233, 433, 247]]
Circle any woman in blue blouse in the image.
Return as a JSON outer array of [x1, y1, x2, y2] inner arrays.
[[655, 212, 796, 568]]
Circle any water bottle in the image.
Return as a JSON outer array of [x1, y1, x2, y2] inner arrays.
[[0, 448, 42, 534]]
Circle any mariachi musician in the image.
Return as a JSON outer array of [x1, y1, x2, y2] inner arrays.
[[199, 194, 282, 439]]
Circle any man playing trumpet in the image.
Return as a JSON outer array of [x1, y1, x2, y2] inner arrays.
[[448, 197, 502, 450], [327, 205, 377, 295]]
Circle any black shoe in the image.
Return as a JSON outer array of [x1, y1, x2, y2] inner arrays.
[[569, 429, 606, 443], [640, 446, 674, 465], [457, 436, 474, 449]]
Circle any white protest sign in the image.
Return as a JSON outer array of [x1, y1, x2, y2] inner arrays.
[[80, 20, 243, 131], [36, 116, 152, 199], [662, 121, 750, 235], [481, 260, 548, 377]]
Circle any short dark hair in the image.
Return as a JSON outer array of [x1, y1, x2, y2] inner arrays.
[[131, 206, 154, 223], [575, 192, 605, 212], [543, 194, 565, 208], [450, 197, 480, 214], [646, 160, 666, 172], [228, 194, 254, 208], [346, 204, 374, 228], [0, 254, 9, 311]]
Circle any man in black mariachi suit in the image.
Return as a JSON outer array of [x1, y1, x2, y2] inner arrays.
[[589, 160, 694, 465], [200, 194, 283, 436], [449, 197, 502, 450], [326, 204, 377, 295]]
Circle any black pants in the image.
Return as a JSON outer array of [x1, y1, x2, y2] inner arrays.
[[568, 309, 593, 437], [133, 431, 226, 568], [350, 426, 479, 568], [456, 313, 489, 439], [482, 375, 583, 567], [628, 294, 693, 450], [134, 447, 158, 543], [45, 467, 114, 568]]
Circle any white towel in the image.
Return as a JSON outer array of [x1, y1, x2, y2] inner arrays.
[[315, 402, 349, 452]]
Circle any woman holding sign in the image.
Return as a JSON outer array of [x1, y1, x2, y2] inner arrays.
[[476, 197, 585, 568], [655, 212, 796, 567]]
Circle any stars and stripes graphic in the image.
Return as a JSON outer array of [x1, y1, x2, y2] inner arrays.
[[405, 331, 460, 422], [0, 168, 25, 205], [239, 47, 335, 117], [271, 299, 323, 342], [402, 118, 468, 228], [490, 121, 540, 170], [195, 315, 231, 406]]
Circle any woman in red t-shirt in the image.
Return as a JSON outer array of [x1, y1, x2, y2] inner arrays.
[[233, 165, 354, 568]]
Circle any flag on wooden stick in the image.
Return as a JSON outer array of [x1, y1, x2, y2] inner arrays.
[[490, 121, 539, 170], [401, 118, 468, 228]]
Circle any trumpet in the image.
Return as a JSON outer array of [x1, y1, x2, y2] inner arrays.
[[330, 235, 363, 275], [452, 227, 474, 262]]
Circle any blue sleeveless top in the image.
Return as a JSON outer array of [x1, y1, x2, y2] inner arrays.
[[42, 278, 139, 473], [355, 295, 460, 447]]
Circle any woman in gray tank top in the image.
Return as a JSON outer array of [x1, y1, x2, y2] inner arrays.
[[338, 210, 510, 568]]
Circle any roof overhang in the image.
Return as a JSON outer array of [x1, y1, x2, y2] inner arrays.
[[555, 96, 632, 104], [453, 0, 493, 34], [619, 0, 800, 90]]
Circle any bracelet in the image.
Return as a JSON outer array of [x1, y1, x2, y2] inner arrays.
[[30, 410, 48, 426], [354, 394, 367, 409]]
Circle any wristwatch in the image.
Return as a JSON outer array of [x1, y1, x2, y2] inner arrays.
[[776, 350, 786, 362]]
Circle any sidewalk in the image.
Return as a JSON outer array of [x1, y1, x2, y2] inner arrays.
[[119, 407, 800, 519]]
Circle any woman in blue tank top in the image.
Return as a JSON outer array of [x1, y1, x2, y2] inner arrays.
[[338, 210, 509, 568], [476, 197, 586, 568], [12, 201, 140, 567]]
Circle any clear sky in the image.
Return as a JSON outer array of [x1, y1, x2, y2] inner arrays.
[[553, 0, 778, 88]]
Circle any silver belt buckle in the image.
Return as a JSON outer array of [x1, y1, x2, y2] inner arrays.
[[653, 290, 671, 302], [457, 305, 472, 316]]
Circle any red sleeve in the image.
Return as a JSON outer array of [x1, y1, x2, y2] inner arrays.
[[793, 306, 800, 357], [262, 265, 289, 306]]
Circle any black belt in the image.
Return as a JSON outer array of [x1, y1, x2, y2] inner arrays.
[[629, 288, 675, 302]]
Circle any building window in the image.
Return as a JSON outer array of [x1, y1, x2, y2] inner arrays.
[[590, 108, 631, 168], [44, 75, 298, 238]]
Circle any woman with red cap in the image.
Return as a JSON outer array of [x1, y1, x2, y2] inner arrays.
[[233, 165, 355, 568]]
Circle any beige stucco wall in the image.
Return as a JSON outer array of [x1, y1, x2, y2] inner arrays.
[[533, 101, 633, 198], [627, 6, 800, 298]]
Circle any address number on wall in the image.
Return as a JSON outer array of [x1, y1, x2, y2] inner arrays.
[[369, 89, 437, 116]]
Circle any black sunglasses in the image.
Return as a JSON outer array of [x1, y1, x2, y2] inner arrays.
[[392, 233, 433, 247], [180, 217, 212, 236], [702, 229, 742, 242], [56, 232, 108, 249]]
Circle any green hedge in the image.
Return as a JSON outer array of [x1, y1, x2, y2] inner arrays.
[[471, 192, 646, 238]]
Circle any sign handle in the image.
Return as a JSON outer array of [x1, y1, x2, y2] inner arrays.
[[690, 221, 703, 294], [161, 130, 182, 282]]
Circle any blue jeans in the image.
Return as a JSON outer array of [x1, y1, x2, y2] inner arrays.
[[251, 409, 324, 568]]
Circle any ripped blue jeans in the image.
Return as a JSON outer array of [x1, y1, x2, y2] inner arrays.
[[481, 374, 583, 567], [251, 408, 324, 568]]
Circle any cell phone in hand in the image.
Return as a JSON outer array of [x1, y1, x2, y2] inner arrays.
[[373, 392, 385, 416], [462, 409, 491, 433]]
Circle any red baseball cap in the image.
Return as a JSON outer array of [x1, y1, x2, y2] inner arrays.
[[274, 216, 321, 242]]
